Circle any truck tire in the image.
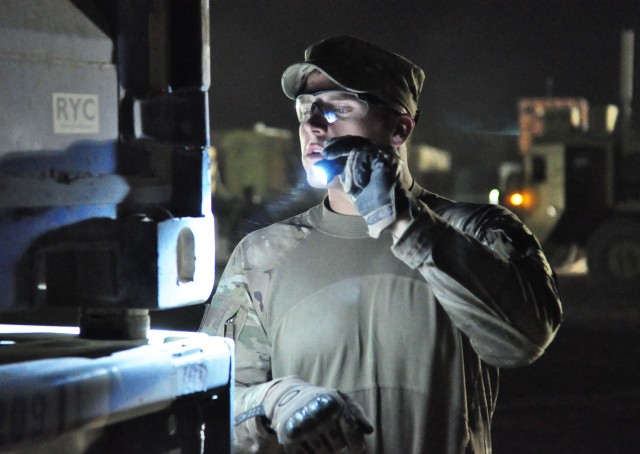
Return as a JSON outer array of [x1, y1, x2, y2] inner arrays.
[[587, 219, 640, 296]]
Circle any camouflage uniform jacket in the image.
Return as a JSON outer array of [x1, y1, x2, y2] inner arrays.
[[200, 185, 562, 453]]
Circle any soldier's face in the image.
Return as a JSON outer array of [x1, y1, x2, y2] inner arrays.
[[298, 72, 393, 189]]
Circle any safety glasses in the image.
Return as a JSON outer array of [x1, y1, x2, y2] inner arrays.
[[295, 90, 376, 124]]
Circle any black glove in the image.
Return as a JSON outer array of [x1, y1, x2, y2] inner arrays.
[[322, 135, 410, 238], [261, 376, 374, 453]]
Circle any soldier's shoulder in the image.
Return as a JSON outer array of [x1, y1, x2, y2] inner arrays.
[[415, 186, 521, 233], [235, 209, 314, 267]]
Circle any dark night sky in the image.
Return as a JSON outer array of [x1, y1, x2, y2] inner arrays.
[[209, 0, 639, 155]]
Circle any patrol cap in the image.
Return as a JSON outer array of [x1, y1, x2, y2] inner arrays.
[[281, 35, 425, 120]]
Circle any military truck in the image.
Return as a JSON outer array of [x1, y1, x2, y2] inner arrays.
[[502, 30, 639, 296]]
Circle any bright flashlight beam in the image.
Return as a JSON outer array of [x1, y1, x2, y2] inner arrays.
[[311, 158, 347, 185]]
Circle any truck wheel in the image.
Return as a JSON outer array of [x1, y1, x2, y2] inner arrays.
[[587, 219, 640, 296]]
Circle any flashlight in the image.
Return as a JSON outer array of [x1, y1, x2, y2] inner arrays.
[[311, 157, 347, 186]]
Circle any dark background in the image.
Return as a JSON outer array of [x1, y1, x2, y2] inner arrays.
[[209, 0, 639, 148], [207, 0, 639, 203]]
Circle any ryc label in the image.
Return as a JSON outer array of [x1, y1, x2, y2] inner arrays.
[[52, 93, 99, 134]]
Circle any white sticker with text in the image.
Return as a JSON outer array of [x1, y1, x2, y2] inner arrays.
[[52, 93, 99, 134]]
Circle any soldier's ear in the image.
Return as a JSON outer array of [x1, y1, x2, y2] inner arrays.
[[390, 114, 414, 146]]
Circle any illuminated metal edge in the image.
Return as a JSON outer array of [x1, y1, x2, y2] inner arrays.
[[157, 214, 216, 309], [0, 325, 234, 449]]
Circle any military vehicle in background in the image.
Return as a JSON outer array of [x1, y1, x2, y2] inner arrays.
[[501, 30, 639, 296]]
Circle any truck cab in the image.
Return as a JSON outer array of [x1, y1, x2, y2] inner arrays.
[[502, 32, 640, 296]]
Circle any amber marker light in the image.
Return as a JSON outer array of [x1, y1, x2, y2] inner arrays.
[[507, 190, 535, 209], [509, 192, 525, 206]]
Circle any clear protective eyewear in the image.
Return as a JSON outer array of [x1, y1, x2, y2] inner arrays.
[[295, 90, 373, 124]]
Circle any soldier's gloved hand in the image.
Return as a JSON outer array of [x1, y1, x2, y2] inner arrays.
[[263, 376, 373, 453], [322, 135, 410, 238]]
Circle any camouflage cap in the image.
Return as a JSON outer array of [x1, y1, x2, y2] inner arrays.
[[281, 35, 425, 119]]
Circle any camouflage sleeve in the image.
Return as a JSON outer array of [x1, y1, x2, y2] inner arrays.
[[392, 199, 562, 368], [200, 217, 313, 446], [199, 243, 272, 403]]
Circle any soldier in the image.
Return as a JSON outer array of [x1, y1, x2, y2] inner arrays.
[[200, 35, 562, 453]]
